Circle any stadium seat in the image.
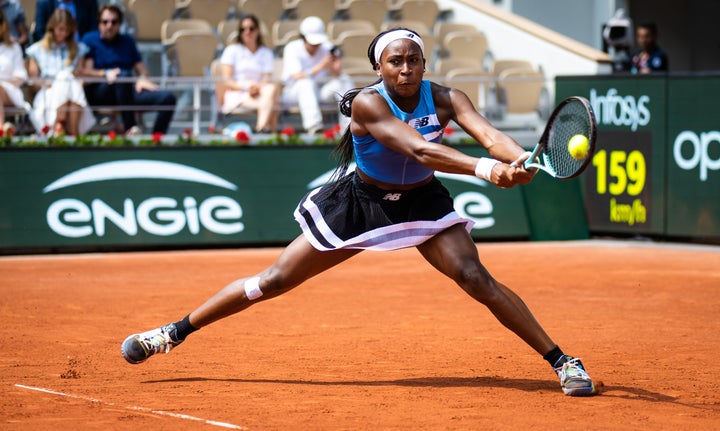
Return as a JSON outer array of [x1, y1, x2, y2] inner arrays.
[[161, 19, 214, 44], [334, 31, 375, 61], [496, 68, 545, 114], [442, 30, 488, 68], [490, 59, 535, 76], [272, 20, 302, 52], [380, 19, 430, 35], [286, 0, 337, 22], [128, 0, 178, 42], [434, 58, 484, 76], [343, 0, 389, 30], [164, 30, 219, 77], [327, 19, 376, 45], [184, 0, 233, 25], [393, 0, 439, 30], [217, 18, 240, 45], [238, 0, 287, 32], [342, 56, 377, 87], [433, 22, 476, 45], [445, 68, 492, 112]]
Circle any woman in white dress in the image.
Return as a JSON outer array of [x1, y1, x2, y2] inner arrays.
[[217, 14, 279, 133], [0, 9, 31, 131], [26, 9, 95, 136]]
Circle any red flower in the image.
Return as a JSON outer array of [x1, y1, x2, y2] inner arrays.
[[235, 130, 250, 143], [107, 130, 117, 140], [41, 125, 51, 136], [183, 128, 192, 137], [323, 129, 336, 139], [331, 124, 342, 133], [208, 125, 216, 134], [280, 126, 296, 136], [0, 129, 4, 137], [152, 132, 163, 144], [444, 126, 455, 136], [7, 127, 15, 136]]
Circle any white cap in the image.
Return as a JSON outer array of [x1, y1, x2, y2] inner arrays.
[[300, 16, 328, 45]]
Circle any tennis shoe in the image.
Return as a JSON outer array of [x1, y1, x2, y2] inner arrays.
[[553, 356, 596, 396], [121, 323, 182, 364]]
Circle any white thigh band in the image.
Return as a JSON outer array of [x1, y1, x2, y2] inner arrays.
[[244, 276, 263, 300]]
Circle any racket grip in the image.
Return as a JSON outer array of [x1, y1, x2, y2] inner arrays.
[[510, 151, 533, 168]]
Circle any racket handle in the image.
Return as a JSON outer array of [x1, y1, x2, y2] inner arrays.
[[510, 151, 533, 168]]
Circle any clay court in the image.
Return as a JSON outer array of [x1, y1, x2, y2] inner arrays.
[[1, 240, 719, 430]]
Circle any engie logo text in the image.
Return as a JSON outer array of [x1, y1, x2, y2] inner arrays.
[[43, 160, 245, 238]]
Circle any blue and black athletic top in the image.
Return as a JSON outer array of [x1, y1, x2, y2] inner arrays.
[[353, 80, 443, 185]]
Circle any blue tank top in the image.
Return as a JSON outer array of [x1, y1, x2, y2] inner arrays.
[[353, 80, 443, 184]]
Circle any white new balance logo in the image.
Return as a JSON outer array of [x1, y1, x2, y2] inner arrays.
[[382, 193, 402, 201]]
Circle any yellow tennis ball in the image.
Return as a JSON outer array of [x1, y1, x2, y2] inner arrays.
[[568, 134, 589, 159]]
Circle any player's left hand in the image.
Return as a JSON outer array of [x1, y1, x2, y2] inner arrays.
[[492, 154, 537, 188]]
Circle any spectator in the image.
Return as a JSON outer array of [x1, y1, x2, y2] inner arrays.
[[281, 16, 353, 134], [81, 4, 176, 135], [0, 0, 28, 47], [630, 22, 668, 74], [33, 0, 99, 43], [218, 14, 279, 133], [26, 9, 95, 136], [0, 9, 31, 131]]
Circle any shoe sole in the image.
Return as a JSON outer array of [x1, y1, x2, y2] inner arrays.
[[120, 335, 148, 364], [563, 384, 598, 396]]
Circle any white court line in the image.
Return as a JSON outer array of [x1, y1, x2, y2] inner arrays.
[[14, 384, 247, 430]]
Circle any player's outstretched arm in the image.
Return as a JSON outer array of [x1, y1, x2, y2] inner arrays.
[[435, 84, 536, 186]]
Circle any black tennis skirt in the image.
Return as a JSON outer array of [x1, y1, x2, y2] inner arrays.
[[294, 172, 474, 251]]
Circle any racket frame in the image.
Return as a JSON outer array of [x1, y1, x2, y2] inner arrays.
[[518, 96, 597, 179]]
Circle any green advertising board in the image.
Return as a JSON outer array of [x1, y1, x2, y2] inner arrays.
[[666, 75, 720, 239], [556, 76, 667, 236], [0, 146, 531, 251]]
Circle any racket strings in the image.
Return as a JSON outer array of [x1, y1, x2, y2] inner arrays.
[[545, 101, 593, 178]]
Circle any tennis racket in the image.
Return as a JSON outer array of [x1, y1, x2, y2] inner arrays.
[[511, 96, 597, 179]]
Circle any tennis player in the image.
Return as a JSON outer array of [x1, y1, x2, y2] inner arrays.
[[121, 27, 597, 396]]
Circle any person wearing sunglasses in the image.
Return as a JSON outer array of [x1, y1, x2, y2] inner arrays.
[[80, 4, 176, 136], [217, 14, 279, 133]]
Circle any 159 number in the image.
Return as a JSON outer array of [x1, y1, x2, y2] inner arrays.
[[592, 150, 646, 196]]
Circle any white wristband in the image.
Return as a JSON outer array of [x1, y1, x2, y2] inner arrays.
[[475, 157, 501, 181]]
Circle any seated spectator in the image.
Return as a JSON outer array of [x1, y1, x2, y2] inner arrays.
[[33, 0, 99, 43], [81, 4, 176, 135], [26, 9, 95, 136], [218, 14, 279, 133], [0, 9, 31, 131], [0, 0, 28, 47], [281, 16, 353, 134], [630, 22, 668, 74]]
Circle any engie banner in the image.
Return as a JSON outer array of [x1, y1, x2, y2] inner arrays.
[[0, 146, 530, 251]]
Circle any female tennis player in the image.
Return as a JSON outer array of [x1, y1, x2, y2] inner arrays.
[[121, 27, 597, 396]]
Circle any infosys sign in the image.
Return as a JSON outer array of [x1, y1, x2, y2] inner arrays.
[[43, 159, 245, 239]]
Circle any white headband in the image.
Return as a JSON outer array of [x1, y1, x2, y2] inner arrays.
[[374, 30, 425, 63]]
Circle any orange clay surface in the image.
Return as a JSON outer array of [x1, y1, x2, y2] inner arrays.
[[1, 240, 719, 430]]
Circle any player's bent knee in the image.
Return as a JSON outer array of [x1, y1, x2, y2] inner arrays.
[[246, 268, 298, 301], [454, 266, 497, 302]]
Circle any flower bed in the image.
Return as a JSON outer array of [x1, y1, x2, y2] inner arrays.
[[0, 124, 472, 148]]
